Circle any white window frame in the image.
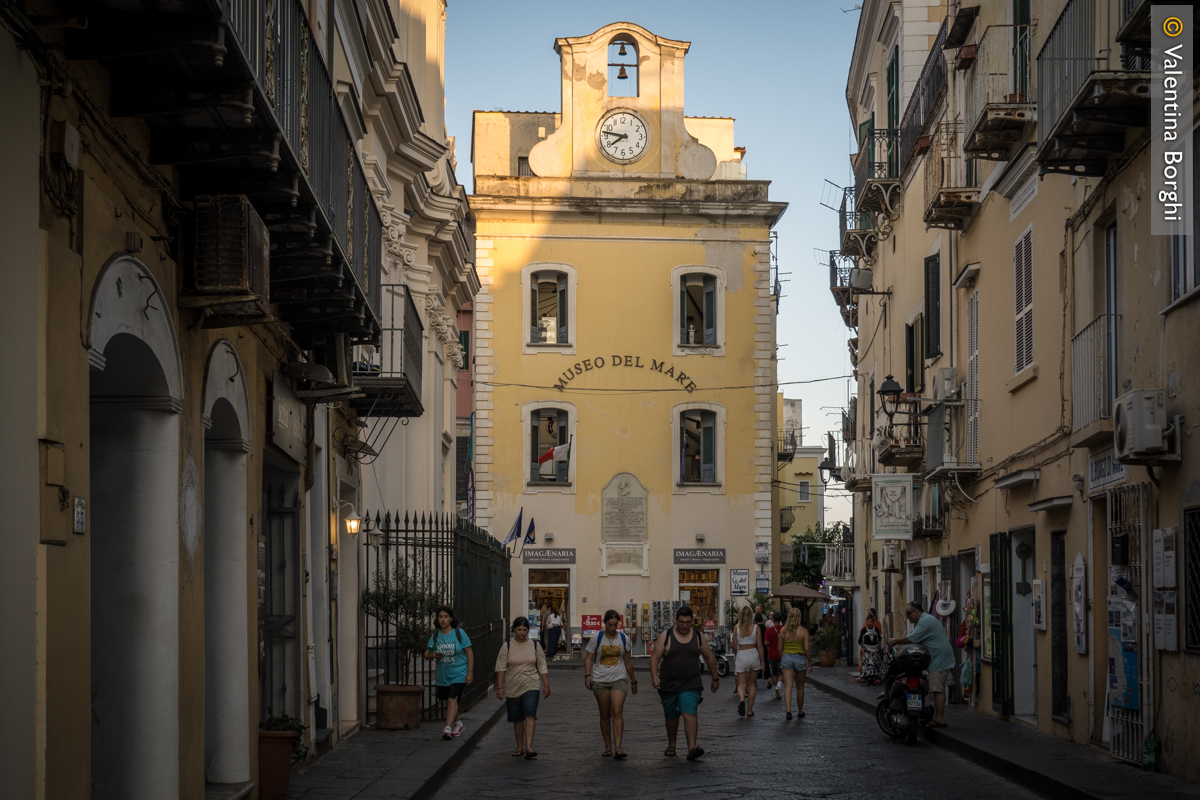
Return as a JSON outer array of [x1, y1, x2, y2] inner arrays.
[[671, 265, 726, 357], [671, 401, 725, 494], [1014, 225, 1034, 375], [521, 400, 577, 494], [796, 480, 811, 504], [521, 262, 578, 355]]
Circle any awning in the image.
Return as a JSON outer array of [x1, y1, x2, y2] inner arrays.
[[771, 583, 830, 600]]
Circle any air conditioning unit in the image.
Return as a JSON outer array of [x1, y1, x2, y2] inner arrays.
[[880, 543, 901, 572], [849, 267, 874, 290], [932, 367, 957, 401], [1113, 389, 1173, 461], [183, 195, 271, 328]]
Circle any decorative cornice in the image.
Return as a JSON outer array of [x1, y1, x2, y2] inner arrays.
[[382, 204, 417, 279], [423, 292, 457, 345]]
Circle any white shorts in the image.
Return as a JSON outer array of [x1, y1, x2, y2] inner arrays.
[[734, 649, 762, 674]]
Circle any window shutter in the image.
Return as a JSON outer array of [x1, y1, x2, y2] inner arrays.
[[679, 411, 688, 482], [1014, 230, 1033, 372], [530, 411, 540, 482], [914, 312, 925, 391], [904, 323, 915, 392], [968, 290, 980, 465], [530, 273, 540, 343], [703, 276, 717, 345], [700, 413, 716, 483], [680, 283, 688, 344], [886, 46, 899, 129], [924, 255, 941, 356], [556, 410, 569, 482], [556, 272, 568, 345], [456, 436, 470, 501]]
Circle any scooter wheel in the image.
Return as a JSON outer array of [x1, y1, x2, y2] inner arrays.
[[875, 701, 898, 738], [717, 660, 729, 678]]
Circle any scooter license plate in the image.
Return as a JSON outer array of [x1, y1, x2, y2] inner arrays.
[[906, 693, 923, 711]]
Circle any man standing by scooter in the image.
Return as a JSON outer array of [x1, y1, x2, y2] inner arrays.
[[887, 601, 954, 728]]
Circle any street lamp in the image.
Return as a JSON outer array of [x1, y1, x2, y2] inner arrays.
[[334, 500, 362, 536], [877, 374, 903, 421]]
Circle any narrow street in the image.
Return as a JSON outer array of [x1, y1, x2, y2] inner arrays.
[[431, 671, 1038, 800]]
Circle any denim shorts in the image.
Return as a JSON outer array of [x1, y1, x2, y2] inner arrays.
[[658, 689, 703, 720], [780, 653, 809, 671], [506, 689, 541, 722]]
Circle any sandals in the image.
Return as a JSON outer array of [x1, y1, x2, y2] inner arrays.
[[524, 751, 538, 759], [512, 749, 525, 757], [686, 747, 705, 761], [797, 711, 806, 718], [664, 747, 677, 757], [747, 710, 755, 717], [738, 700, 746, 717], [613, 751, 628, 760], [786, 711, 793, 720], [601, 750, 613, 757]]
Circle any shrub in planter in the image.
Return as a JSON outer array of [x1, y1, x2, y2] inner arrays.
[[812, 626, 843, 667], [259, 714, 307, 800], [361, 560, 443, 729]]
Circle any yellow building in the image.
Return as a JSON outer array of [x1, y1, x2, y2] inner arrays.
[[470, 22, 787, 637]]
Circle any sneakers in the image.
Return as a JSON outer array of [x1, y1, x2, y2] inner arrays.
[[452, 721, 465, 738], [774, 686, 781, 700], [442, 726, 453, 740]]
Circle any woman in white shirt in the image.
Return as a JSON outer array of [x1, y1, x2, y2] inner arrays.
[[583, 609, 638, 758], [495, 617, 550, 758], [546, 607, 563, 659], [731, 605, 765, 717]]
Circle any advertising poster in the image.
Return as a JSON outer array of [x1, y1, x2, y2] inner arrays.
[[582, 614, 602, 637], [1107, 597, 1139, 711], [1154, 591, 1178, 652], [1072, 555, 1087, 654]]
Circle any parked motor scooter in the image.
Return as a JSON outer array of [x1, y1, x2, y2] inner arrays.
[[706, 631, 733, 677], [875, 644, 934, 744]]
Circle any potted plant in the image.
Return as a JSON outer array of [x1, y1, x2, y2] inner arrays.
[[259, 713, 306, 800], [361, 560, 443, 730], [812, 625, 843, 668]]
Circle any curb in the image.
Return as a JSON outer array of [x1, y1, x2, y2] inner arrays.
[[409, 698, 507, 800], [806, 674, 1100, 800]]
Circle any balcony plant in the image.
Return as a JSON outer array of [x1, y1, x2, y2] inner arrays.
[[361, 560, 443, 729], [259, 713, 307, 800], [812, 625, 843, 668]]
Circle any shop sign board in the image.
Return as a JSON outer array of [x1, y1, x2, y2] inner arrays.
[[1088, 448, 1126, 494], [872, 474, 915, 540], [674, 548, 725, 564], [523, 548, 576, 564], [582, 614, 603, 636], [730, 569, 749, 596]]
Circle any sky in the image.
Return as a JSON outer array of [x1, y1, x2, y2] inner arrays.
[[444, 0, 862, 525]]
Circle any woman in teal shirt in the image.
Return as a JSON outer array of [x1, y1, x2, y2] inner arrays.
[[425, 605, 474, 739]]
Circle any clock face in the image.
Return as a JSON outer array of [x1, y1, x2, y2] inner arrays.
[[598, 111, 649, 164]]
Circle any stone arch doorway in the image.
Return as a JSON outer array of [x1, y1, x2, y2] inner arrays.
[[201, 340, 252, 784], [88, 255, 183, 799]]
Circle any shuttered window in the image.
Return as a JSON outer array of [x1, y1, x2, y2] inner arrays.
[[904, 322, 915, 393], [680, 408, 718, 484], [1014, 228, 1034, 373], [886, 46, 899, 128], [680, 273, 718, 345], [967, 290, 980, 464], [530, 271, 569, 345], [530, 408, 569, 483], [456, 436, 470, 501], [924, 255, 941, 357], [458, 329, 469, 371]]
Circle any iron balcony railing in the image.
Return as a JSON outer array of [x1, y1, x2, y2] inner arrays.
[[778, 429, 799, 459], [780, 506, 796, 534], [899, 17, 949, 171], [221, 0, 383, 321], [853, 128, 901, 207], [1072, 313, 1119, 431], [819, 545, 855, 583], [355, 284, 424, 393], [964, 24, 1036, 141], [1037, 0, 1139, 153], [924, 122, 980, 216]]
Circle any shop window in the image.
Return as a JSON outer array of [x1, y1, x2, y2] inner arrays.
[[530, 271, 568, 345], [679, 273, 717, 346], [679, 408, 717, 484], [679, 569, 718, 624], [530, 407, 569, 484], [607, 36, 638, 98]]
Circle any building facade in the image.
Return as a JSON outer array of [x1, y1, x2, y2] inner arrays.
[[470, 22, 787, 641], [832, 0, 1199, 781], [0, 0, 475, 797]]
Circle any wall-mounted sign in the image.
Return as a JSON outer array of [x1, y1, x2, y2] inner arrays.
[[602, 473, 647, 542], [1072, 554, 1087, 654], [756, 572, 771, 594], [872, 474, 916, 540], [73, 497, 86, 535], [755, 541, 770, 563], [674, 548, 725, 564], [553, 355, 701, 393], [271, 372, 307, 465], [1088, 447, 1126, 494], [522, 548, 576, 564], [730, 568, 749, 596], [582, 614, 602, 636]]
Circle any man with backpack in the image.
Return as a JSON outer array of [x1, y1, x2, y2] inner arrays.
[[649, 606, 720, 761]]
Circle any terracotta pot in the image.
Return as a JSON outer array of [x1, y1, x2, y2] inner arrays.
[[258, 730, 298, 800], [817, 649, 838, 668], [376, 684, 424, 730]]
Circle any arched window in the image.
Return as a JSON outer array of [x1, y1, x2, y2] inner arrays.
[[530, 407, 570, 484], [608, 36, 638, 98], [680, 408, 717, 484], [530, 270, 568, 344], [679, 273, 717, 345]]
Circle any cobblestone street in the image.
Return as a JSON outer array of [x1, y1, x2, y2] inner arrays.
[[431, 670, 1038, 800]]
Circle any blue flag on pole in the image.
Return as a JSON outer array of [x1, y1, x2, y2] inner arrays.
[[501, 509, 523, 547], [524, 517, 537, 545]]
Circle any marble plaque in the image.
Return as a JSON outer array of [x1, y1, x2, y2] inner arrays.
[[603, 545, 646, 573], [602, 473, 647, 542]]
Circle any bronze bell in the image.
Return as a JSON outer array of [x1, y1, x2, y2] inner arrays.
[[617, 66, 628, 80], [618, 44, 627, 56]]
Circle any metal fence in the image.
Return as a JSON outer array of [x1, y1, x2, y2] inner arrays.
[[1071, 314, 1118, 431], [899, 17, 949, 172], [853, 128, 901, 206], [965, 24, 1036, 139], [354, 284, 424, 395], [924, 122, 978, 215], [361, 512, 510, 724]]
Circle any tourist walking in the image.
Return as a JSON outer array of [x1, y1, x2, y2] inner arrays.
[[583, 609, 637, 758], [545, 607, 563, 660], [779, 608, 812, 719], [764, 611, 784, 699], [424, 605, 474, 740], [495, 617, 550, 758], [731, 606, 764, 717], [649, 605, 719, 761]]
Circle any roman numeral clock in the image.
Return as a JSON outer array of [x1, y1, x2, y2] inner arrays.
[[598, 110, 649, 164]]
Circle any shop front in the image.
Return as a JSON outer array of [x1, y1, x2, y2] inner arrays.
[[523, 548, 576, 647]]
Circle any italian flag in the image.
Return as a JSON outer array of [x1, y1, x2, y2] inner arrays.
[[538, 437, 572, 465]]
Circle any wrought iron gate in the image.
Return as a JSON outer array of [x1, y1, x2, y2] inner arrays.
[[261, 482, 302, 724], [361, 512, 510, 724], [1106, 484, 1152, 764]]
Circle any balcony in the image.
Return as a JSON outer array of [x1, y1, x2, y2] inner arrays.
[[963, 24, 1037, 159], [842, 439, 873, 493], [1036, 0, 1150, 177], [825, 250, 859, 329], [1071, 313, 1119, 448], [924, 123, 981, 230], [839, 189, 877, 264], [924, 401, 982, 481], [818, 544, 856, 585], [778, 429, 798, 462], [780, 506, 796, 535], [899, 18, 949, 172], [1114, 0, 1153, 50], [69, 0, 384, 348], [853, 128, 903, 228], [350, 285, 425, 418], [875, 397, 925, 469]]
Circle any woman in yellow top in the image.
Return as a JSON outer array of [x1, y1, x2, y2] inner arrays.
[[495, 617, 551, 758], [778, 608, 812, 720]]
